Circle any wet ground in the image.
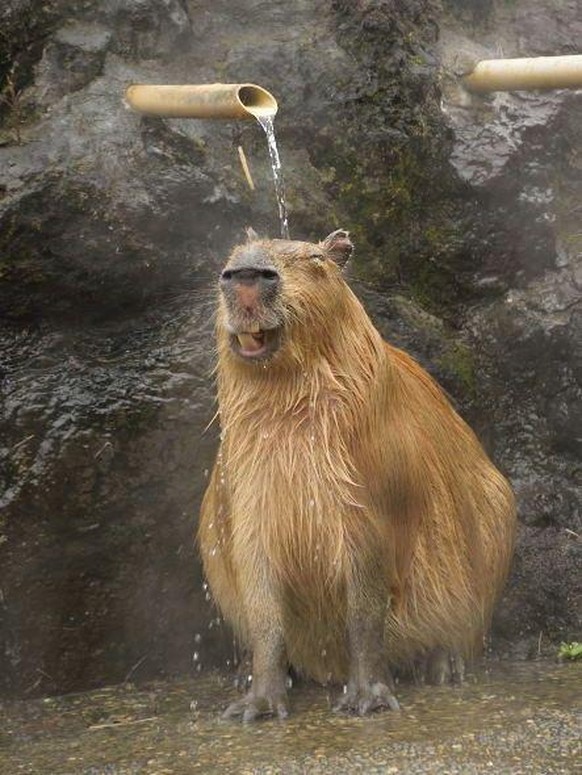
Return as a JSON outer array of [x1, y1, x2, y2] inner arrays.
[[0, 660, 580, 774]]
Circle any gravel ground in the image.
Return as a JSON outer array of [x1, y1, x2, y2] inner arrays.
[[1, 660, 580, 774]]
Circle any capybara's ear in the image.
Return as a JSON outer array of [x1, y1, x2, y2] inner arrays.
[[320, 229, 353, 268], [245, 226, 259, 242]]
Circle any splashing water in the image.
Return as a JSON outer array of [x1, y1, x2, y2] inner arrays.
[[251, 109, 290, 239]]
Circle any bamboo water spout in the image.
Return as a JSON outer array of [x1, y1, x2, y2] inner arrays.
[[124, 83, 277, 119], [463, 54, 582, 93]]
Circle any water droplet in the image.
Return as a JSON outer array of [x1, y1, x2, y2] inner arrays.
[[321, 648, 327, 657], [203, 468, 209, 478], [286, 676, 293, 689], [192, 651, 200, 662], [210, 548, 217, 557], [190, 699, 198, 712], [205, 591, 211, 601], [194, 633, 202, 644], [196, 663, 202, 672], [247, 674, 253, 684], [202, 582, 208, 591], [343, 684, 348, 694]]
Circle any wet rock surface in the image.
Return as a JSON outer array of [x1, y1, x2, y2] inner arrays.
[[1, 0, 581, 696], [0, 304, 224, 696]]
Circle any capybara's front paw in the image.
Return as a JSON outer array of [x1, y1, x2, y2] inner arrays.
[[223, 690, 289, 723], [333, 681, 400, 716]]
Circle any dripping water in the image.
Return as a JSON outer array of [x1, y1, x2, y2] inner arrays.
[[251, 109, 290, 239]]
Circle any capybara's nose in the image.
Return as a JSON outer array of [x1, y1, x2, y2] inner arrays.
[[220, 266, 280, 285]]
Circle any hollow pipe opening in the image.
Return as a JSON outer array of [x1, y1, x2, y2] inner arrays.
[[237, 85, 278, 117]]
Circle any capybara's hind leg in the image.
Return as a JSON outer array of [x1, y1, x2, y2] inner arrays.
[[414, 648, 466, 685]]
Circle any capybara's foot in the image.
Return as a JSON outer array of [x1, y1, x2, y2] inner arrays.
[[333, 681, 400, 716], [223, 690, 289, 723]]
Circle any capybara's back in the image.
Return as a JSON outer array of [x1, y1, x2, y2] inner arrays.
[[199, 230, 516, 720]]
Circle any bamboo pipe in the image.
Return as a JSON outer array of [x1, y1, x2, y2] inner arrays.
[[464, 55, 582, 93], [124, 83, 277, 119]]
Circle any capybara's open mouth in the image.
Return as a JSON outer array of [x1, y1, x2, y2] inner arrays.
[[229, 326, 281, 360]]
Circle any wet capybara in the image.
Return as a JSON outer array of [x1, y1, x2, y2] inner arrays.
[[198, 229, 516, 721]]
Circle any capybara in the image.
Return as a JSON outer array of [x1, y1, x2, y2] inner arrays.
[[198, 229, 516, 721]]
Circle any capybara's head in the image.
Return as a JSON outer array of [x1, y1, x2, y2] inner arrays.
[[217, 229, 355, 366]]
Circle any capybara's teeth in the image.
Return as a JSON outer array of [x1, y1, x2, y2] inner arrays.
[[237, 333, 263, 352]]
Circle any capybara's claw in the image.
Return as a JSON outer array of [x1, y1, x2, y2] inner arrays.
[[223, 691, 289, 723], [333, 681, 400, 716]]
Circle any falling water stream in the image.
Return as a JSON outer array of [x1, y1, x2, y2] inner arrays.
[[250, 108, 290, 239]]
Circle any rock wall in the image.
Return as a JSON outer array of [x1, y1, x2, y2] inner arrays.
[[0, 0, 580, 696]]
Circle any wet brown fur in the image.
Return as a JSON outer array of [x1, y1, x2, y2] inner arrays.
[[199, 236, 516, 684]]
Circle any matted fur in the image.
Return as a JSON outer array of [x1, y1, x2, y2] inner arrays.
[[199, 236, 516, 683]]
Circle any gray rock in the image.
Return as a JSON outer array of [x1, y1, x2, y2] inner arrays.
[[33, 23, 112, 102]]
